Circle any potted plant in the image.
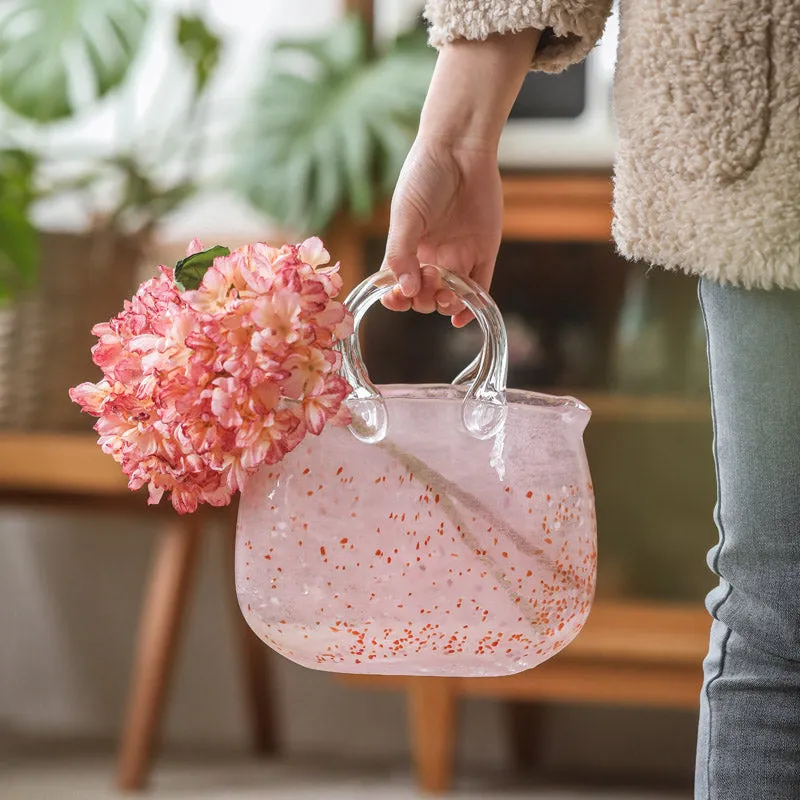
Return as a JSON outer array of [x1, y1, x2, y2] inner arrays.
[[0, 0, 222, 430], [233, 12, 435, 235]]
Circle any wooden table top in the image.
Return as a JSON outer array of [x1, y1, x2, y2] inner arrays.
[[0, 432, 129, 497]]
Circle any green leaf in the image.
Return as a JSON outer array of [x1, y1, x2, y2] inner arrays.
[[0, 148, 37, 206], [174, 245, 230, 291], [272, 14, 364, 77], [176, 14, 221, 95], [0, 0, 149, 123], [391, 14, 430, 53], [0, 200, 37, 299], [0, 148, 38, 299], [233, 14, 435, 233]]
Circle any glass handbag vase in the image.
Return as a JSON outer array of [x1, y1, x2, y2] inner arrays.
[[236, 267, 596, 677]]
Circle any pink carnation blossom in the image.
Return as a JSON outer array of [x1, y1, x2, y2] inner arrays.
[[69, 238, 354, 513]]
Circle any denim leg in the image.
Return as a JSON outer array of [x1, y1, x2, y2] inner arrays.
[[696, 279, 800, 799]]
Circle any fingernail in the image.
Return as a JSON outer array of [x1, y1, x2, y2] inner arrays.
[[436, 291, 453, 308], [399, 274, 418, 297]]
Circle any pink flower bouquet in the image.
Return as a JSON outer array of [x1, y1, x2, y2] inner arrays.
[[70, 238, 354, 513]]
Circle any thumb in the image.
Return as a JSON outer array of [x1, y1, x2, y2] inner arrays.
[[383, 206, 423, 298]]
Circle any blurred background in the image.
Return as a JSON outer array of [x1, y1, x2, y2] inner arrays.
[[0, 1, 715, 798]]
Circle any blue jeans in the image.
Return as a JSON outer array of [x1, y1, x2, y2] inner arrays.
[[696, 279, 800, 798]]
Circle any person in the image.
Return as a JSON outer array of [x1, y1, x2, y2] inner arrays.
[[379, 2, 800, 798]]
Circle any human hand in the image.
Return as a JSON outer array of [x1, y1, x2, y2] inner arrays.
[[380, 31, 540, 327], [381, 137, 503, 327]]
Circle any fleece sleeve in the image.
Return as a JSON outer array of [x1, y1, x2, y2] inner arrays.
[[424, 0, 614, 73]]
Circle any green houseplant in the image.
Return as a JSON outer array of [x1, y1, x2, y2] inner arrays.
[[0, 0, 149, 296], [0, 0, 222, 429], [0, 148, 37, 301], [235, 13, 435, 234]]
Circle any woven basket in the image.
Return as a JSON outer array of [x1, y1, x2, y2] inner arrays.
[[0, 231, 145, 431]]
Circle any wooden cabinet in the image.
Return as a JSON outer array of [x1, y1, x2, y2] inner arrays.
[[328, 174, 617, 293]]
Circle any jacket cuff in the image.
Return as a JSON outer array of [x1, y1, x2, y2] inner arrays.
[[424, 0, 613, 73]]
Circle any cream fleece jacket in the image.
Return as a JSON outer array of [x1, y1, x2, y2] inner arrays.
[[424, 0, 800, 289]]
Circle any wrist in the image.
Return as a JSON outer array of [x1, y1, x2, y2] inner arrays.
[[418, 29, 541, 148]]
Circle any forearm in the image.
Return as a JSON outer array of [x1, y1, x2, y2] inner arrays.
[[418, 29, 541, 148]]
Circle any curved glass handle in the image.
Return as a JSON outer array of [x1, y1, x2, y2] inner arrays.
[[339, 266, 508, 444]]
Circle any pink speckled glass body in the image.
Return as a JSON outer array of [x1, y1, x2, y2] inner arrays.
[[236, 384, 596, 677]]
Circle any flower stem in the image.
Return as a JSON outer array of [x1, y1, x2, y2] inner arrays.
[[349, 420, 576, 634]]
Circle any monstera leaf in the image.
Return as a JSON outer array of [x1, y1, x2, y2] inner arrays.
[[176, 14, 221, 96], [235, 15, 435, 233], [0, 0, 149, 122]]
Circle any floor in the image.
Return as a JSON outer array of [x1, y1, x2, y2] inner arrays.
[[0, 753, 690, 800]]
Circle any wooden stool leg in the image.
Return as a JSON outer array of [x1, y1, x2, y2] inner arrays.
[[117, 515, 202, 791], [235, 608, 279, 754], [226, 516, 279, 754], [507, 701, 546, 772], [408, 678, 458, 794]]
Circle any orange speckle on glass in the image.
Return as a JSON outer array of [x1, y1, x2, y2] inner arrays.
[[306, 490, 314, 497], [502, 552, 509, 558], [545, 538, 553, 544], [302, 468, 310, 475], [320, 546, 326, 556]]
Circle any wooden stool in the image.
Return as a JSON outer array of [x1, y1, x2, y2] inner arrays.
[[339, 601, 711, 793], [0, 433, 278, 791]]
